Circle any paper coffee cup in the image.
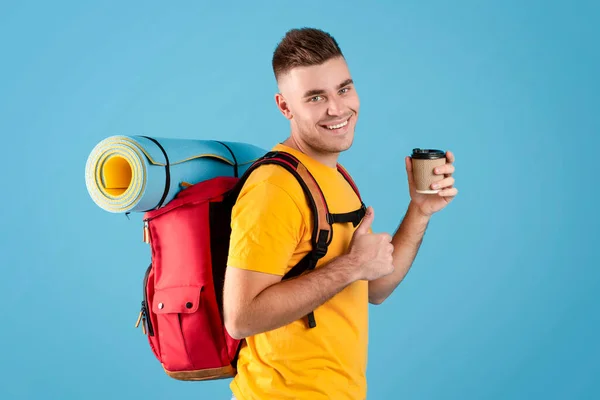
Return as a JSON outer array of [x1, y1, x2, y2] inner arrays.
[[411, 148, 446, 194]]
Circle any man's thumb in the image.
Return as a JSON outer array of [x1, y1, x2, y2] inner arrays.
[[355, 206, 374, 235]]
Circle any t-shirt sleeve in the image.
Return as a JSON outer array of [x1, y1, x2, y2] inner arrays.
[[227, 179, 305, 276]]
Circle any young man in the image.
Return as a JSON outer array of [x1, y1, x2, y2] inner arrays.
[[223, 28, 458, 400]]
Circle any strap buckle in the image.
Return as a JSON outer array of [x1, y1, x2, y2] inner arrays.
[[326, 213, 333, 225], [357, 202, 367, 224], [313, 241, 328, 260]]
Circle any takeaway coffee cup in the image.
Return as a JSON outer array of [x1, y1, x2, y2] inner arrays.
[[411, 148, 447, 194]]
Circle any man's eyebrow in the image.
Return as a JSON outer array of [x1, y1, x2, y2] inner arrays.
[[302, 78, 354, 98], [337, 78, 353, 89]]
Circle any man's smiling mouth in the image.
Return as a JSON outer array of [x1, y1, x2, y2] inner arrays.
[[320, 115, 352, 130], [325, 120, 348, 130]]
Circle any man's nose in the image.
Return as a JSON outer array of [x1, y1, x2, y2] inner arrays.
[[327, 97, 344, 116]]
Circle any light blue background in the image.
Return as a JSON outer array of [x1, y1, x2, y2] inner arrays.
[[1, 1, 598, 399]]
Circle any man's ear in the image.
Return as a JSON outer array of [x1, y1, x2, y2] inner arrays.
[[275, 93, 293, 120]]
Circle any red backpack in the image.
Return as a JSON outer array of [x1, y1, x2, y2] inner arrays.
[[134, 149, 366, 381]]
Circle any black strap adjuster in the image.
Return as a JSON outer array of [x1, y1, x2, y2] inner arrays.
[[313, 241, 328, 260], [310, 229, 329, 261], [327, 202, 367, 227]]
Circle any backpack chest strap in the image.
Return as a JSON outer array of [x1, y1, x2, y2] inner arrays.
[[327, 203, 366, 227]]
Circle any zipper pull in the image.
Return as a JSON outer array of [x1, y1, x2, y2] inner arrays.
[[135, 310, 143, 328], [142, 315, 147, 335], [143, 220, 150, 243], [135, 301, 146, 333]]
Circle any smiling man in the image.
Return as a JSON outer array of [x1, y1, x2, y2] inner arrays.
[[223, 28, 458, 400]]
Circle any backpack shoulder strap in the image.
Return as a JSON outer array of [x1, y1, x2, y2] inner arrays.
[[231, 150, 333, 269], [336, 163, 361, 198], [229, 150, 332, 329], [325, 163, 367, 227]]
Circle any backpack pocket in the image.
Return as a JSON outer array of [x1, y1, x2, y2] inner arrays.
[[151, 285, 227, 379]]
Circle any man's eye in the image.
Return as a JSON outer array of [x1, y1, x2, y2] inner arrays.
[[310, 96, 322, 102], [339, 87, 349, 94]]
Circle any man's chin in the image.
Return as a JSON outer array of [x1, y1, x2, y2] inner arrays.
[[325, 134, 354, 154]]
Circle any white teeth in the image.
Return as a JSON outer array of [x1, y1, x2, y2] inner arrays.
[[326, 120, 348, 130]]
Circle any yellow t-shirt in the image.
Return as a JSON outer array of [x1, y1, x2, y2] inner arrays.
[[227, 143, 369, 400]]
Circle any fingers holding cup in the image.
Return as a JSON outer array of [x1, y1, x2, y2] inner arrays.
[[437, 186, 458, 198], [431, 176, 454, 190], [434, 163, 455, 177]]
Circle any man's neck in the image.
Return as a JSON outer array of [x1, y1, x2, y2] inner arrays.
[[281, 137, 339, 168]]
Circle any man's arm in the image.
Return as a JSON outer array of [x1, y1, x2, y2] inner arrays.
[[223, 254, 358, 340], [368, 201, 431, 305], [224, 176, 351, 339], [223, 203, 394, 339], [367, 151, 458, 304]]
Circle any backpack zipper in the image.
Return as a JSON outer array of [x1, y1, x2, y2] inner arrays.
[[135, 264, 154, 336], [138, 217, 155, 335]]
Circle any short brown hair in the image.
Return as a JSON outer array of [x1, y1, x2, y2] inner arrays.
[[272, 27, 344, 81]]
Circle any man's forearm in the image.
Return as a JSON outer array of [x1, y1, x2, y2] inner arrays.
[[368, 201, 431, 304], [231, 255, 358, 338]]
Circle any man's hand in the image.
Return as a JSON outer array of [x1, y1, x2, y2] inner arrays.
[[405, 150, 458, 217], [346, 206, 395, 281]]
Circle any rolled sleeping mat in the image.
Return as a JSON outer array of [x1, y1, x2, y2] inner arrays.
[[85, 135, 267, 213]]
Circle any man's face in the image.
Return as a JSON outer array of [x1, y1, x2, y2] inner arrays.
[[275, 56, 360, 158]]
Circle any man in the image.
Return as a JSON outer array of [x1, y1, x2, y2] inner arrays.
[[223, 27, 458, 400]]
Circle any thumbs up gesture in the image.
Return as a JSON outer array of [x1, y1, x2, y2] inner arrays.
[[347, 206, 395, 281]]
